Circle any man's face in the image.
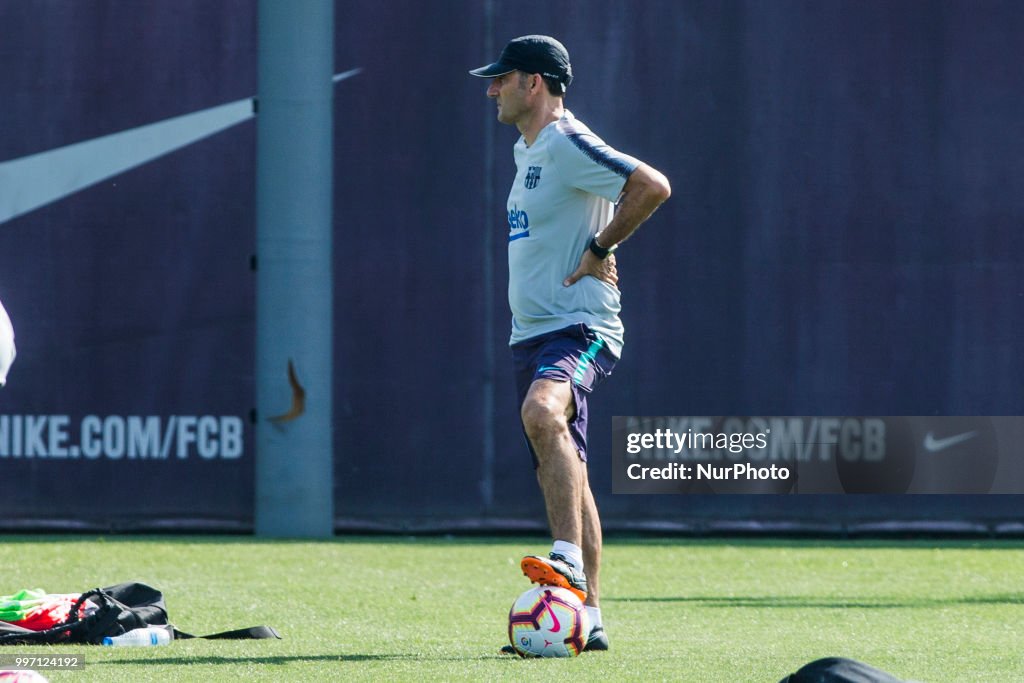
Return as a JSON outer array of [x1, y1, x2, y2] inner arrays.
[[487, 71, 529, 125]]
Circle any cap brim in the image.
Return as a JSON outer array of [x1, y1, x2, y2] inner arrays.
[[469, 61, 516, 78]]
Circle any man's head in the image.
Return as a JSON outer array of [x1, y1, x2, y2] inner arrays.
[[470, 35, 573, 127]]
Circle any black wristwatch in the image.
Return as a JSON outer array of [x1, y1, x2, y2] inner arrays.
[[588, 235, 618, 260]]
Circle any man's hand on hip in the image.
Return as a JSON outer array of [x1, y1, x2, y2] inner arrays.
[[564, 251, 618, 288]]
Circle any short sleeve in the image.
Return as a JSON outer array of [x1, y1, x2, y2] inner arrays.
[[549, 125, 640, 202]]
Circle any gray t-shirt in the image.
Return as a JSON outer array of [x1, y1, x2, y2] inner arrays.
[[506, 110, 639, 357]]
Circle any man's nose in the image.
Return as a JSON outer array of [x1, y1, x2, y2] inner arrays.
[[487, 82, 499, 98]]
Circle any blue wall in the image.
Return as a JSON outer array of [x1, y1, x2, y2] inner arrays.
[[1, 1, 1022, 530]]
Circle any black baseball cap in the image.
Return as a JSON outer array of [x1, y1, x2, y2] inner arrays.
[[469, 35, 573, 92]]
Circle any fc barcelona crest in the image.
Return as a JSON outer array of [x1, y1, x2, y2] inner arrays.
[[525, 166, 542, 190]]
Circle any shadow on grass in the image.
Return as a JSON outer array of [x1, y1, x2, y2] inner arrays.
[[607, 593, 1024, 608], [98, 654, 504, 666]]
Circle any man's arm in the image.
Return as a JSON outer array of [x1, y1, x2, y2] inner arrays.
[[564, 162, 671, 287]]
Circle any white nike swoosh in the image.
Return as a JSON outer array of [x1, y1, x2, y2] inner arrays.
[[0, 68, 362, 226], [923, 431, 978, 452]]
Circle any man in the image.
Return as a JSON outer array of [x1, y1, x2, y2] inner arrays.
[[0, 298, 14, 387], [470, 35, 670, 652]]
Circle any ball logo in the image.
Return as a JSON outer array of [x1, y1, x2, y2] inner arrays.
[[540, 591, 561, 632]]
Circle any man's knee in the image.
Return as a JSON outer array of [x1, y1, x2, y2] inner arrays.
[[521, 390, 569, 442]]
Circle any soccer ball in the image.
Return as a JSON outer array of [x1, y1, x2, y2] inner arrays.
[[508, 585, 590, 658]]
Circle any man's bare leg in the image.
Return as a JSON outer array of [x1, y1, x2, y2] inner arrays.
[[521, 378, 583, 547]]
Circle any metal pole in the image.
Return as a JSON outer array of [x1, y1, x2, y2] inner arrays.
[[255, 0, 334, 537]]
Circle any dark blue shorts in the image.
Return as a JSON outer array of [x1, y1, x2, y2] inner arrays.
[[512, 323, 618, 466]]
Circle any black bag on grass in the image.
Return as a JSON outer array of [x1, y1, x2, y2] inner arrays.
[[779, 657, 910, 683], [0, 582, 279, 645]]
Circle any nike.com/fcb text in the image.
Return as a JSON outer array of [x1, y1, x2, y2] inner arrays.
[[0, 414, 244, 460]]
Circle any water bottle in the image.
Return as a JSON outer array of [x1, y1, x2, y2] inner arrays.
[[101, 625, 173, 646]]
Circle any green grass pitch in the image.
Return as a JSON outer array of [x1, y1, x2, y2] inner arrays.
[[1, 536, 1023, 681]]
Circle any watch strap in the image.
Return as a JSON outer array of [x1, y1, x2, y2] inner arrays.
[[588, 235, 617, 259]]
